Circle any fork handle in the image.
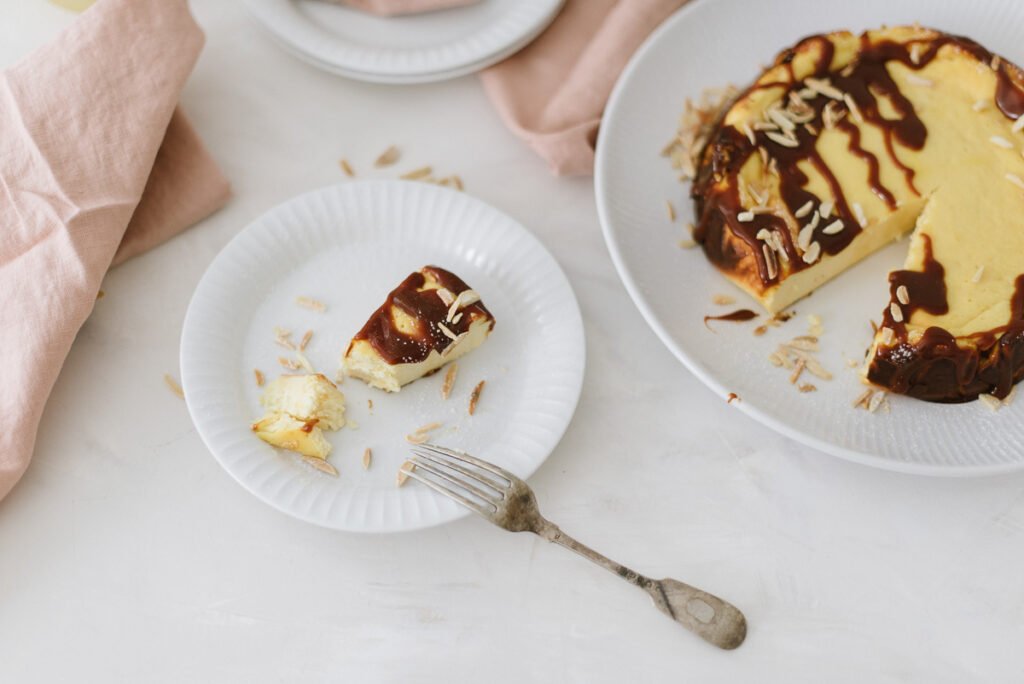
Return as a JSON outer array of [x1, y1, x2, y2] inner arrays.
[[535, 520, 746, 649]]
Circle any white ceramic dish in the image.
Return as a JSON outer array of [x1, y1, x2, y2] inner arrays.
[[246, 0, 564, 84], [181, 181, 585, 531], [596, 0, 1024, 475]]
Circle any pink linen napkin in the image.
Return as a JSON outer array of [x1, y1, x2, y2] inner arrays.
[[481, 0, 688, 175], [0, 0, 229, 503], [332, 0, 478, 17]]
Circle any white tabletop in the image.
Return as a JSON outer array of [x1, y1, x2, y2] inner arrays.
[[2, 2, 1023, 682]]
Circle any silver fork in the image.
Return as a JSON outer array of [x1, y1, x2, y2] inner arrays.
[[404, 444, 748, 649]]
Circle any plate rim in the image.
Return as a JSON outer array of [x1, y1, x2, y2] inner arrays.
[[595, 0, 1023, 478], [244, 0, 565, 84], [181, 180, 587, 532]]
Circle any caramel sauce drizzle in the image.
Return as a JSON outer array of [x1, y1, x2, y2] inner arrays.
[[692, 28, 1024, 401], [348, 266, 493, 365]]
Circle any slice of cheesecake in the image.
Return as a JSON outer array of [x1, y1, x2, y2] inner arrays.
[[252, 373, 346, 458], [342, 266, 495, 392], [692, 25, 1024, 402]]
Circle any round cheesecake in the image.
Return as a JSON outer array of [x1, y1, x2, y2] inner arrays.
[[692, 25, 1024, 403]]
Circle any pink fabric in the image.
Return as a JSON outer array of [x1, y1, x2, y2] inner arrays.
[[0, 0, 229, 502], [481, 0, 688, 175], [333, 0, 478, 16]]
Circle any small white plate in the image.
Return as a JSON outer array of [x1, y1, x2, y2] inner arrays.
[[181, 181, 585, 531], [246, 0, 564, 84], [596, 0, 1024, 475]]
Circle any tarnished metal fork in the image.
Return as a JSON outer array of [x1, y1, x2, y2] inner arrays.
[[404, 444, 747, 650]]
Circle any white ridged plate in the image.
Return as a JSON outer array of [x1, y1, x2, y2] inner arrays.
[[597, 0, 1024, 476], [245, 0, 564, 84], [181, 181, 584, 531]]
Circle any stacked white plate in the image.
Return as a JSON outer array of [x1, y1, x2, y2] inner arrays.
[[246, 0, 564, 84]]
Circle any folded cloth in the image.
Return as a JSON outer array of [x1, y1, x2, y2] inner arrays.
[[0, 0, 229, 503], [481, 0, 688, 175], [332, 0, 478, 16]]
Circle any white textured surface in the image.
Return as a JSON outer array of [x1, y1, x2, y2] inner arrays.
[[246, 0, 563, 83], [2, 1, 1024, 682], [181, 180, 584, 531], [597, 0, 1024, 474]]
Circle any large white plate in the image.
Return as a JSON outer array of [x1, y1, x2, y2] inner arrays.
[[596, 0, 1024, 476], [181, 181, 584, 531], [245, 0, 564, 84]]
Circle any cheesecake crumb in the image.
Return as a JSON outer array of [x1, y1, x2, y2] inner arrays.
[[362, 448, 372, 470], [296, 296, 327, 313], [726, 392, 739, 404], [278, 356, 301, 371], [798, 383, 817, 393], [451, 175, 464, 191], [807, 314, 823, 336], [375, 145, 400, 168], [254, 369, 265, 387], [299, 330, 313, 351], [303, 456, 338, 477], [414, 421, 443, 434], [405, 432, 429, 444], [678, 238, 698, 249], [468, 380, 486, 415], [713, 294, 736, 306], [754, 324, 768, 336], [979, 393, 1002, 412], [441, 363, 458, 400], [163, 374, 185, 399], [367, 398, 373, 412], [666, 200, 677, 222], [339, 159, 355, 177]]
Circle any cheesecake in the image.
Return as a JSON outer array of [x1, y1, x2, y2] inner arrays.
[[691, 26, 1024, 402], [252, 373, 346, 459], [342, 266, 495, 392]]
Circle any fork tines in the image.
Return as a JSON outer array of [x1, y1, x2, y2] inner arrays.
[[404, 444, 512, 517]]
